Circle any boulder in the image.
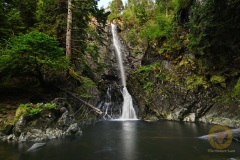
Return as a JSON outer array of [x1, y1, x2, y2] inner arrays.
[[14, 116, 26, 136], [65, 123, 82, 136], [183, 113, 196, 122], [45, 128, 63, 139], [7, 134, 16, 141]]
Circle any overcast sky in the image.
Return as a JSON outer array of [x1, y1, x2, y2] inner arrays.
[[98, 0, 128, 9]]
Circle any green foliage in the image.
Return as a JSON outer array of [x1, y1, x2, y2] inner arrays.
[[186, 75, 209, 90], [172, 0, 192, 10], [111, 0, 124, 14], [0, 0, 25, 41], [86, 43, 99, 62], [134, 63, 170, 90], [125, 28, 138, 46], [79, 76, 97, 98], [155, 72, 169, 81], [133, 1, 149, 25], [0, 0, 39, 41], [69, 69, 97, 98], [36, 0, 66, 42], [179, 57, 194, 67], [135, 63, 162, 74], [121, 7, 138, 29], [14, 102, 57, 122], [44, 103, 57, 110], [120, 0, 176, 49], [187, 0, 240, 69], [233, 78, 240, 97], [144, 82, 154, 90], [0, 31, 69, 83], [108, 0, 124, 21], [14, 104, 28, 122], [210, 76, 226, 84], [140, 17, 173, 41]]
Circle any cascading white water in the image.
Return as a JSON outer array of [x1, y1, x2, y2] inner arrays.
[[111, 23, 126, 87], [121, 87, 137, 119], [111, 23, 137, 120]]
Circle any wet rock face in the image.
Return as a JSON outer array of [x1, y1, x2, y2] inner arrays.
[[97, 86, 122, 119], [128, 76, 240, 127], [199, 101, 240, 127]]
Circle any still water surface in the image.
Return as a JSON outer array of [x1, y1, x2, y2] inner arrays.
[[0, 120, 239, 160]]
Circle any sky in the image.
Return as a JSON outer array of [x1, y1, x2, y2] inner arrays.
[[97, 0, 128, 9]]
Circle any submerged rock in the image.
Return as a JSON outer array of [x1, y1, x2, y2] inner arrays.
[[144, 116, 159, 122], [27, 143, 46, 152], [198, 128, 240, 142]]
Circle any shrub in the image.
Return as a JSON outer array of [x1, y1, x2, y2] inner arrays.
[[14, 102, 57, 122]]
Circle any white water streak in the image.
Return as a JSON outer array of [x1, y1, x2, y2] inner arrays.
[[111, 23, 126, 87]]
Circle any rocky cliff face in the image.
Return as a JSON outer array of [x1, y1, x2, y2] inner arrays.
[[128, 75, 240, 127], [127, 49, 240, 128]]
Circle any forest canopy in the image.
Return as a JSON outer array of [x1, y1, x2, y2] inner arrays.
[[0, 0, 108, 85]]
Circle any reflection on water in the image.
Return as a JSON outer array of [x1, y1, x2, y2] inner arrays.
[[0, 120, 240, 160], [120, 121, 137, 160]]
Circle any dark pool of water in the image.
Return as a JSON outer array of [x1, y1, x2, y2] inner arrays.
[[1, 120, 240, 160]]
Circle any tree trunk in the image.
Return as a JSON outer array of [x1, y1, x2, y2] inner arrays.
[[66, 0, 72, 59]]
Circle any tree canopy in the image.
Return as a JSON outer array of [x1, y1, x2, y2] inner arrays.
[[0, 31, 68, 84]]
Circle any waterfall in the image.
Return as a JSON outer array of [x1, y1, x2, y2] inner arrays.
[[111, 23, 126, 87], [103, 86, 112, 119], [111, 23, 137, 120]]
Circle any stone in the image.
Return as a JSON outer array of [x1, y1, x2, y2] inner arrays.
[[60, 107, 67, 113], [18, 133, 27, 142], [7, 134, 16, 141], [144, 116, 159, 122], [57, 110, 71, 128], [46, 128, 63, 139], [14, 115, 26, 136], [65, 123, 82, 136], [27, 143, 46, 152], [183, 113, 196, 122], [161, 60, 174, 73]]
